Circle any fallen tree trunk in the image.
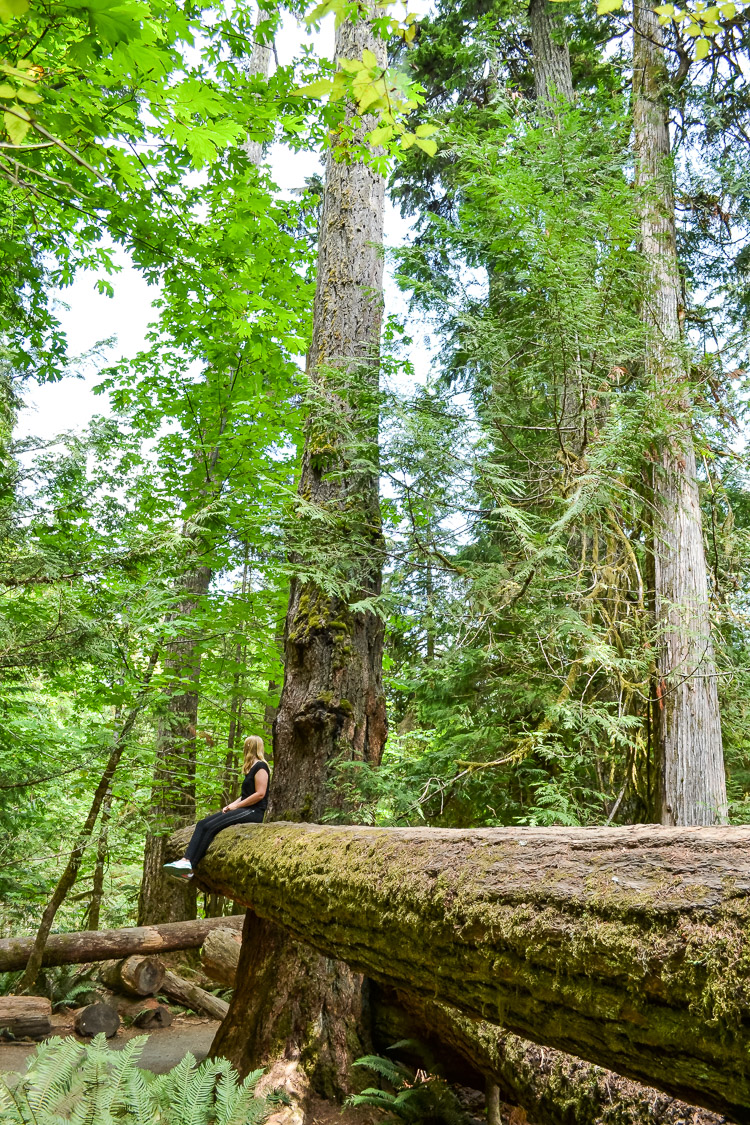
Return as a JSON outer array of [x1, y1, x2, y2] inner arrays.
[[373, 988, 727, 1125], [0, 997, 51, 1040], [0, 915, 244, 972], [160, 970, 229, 1021], [168, 821, 750, 1120]]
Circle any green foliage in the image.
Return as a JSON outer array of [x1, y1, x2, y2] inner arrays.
[[0, 1034, 268, 1124], [348, 1052, 471, 1125]]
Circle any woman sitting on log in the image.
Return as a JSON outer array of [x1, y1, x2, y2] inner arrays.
[[163, 735, 270, 881]]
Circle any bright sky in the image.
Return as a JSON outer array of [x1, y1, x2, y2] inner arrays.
[[17, 4, 434, 443]]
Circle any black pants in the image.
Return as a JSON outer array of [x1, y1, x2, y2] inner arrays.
[[185, 808, 265, 866]]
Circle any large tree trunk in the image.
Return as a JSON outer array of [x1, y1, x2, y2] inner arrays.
[[0, 914, 244, 972], [633, 1, 727, 825], [372, 988, 726, 1125], [173, 820, 750, 1120], [211, 8, 387, 1109], [528, 0, 574, 105]]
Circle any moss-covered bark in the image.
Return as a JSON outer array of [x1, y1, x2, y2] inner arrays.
[[169, 821, 750, 1120], [373, 988, 727, 1125]]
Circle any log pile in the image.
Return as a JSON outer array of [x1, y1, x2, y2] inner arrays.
[[168, 820, 750, 1120]]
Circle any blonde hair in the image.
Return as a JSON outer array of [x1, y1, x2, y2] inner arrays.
[[243, 735, 266, 773]]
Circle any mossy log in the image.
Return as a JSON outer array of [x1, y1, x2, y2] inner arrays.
[[372, 987, 727, 1125], [169, 821, 750, 1121]]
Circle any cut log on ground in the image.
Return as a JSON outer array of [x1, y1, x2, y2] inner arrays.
[[0, 996, 51, 1040], [99, 955, 165, 997], [160, 970, 229, 1021], [110, 994, 173, 1028], [74, 1001, 120, 1039], [373, 987, 728, 1125], [0, 915, 244, 973], [201, 927, 241, 987], [168, 821, 750, 1120]]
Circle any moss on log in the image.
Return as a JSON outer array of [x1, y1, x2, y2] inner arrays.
[[373, 988, 728, 1125], [169, 821, 750, 1120]]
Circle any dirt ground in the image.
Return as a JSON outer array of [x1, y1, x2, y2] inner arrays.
[[0, 1009, 222, 1076]]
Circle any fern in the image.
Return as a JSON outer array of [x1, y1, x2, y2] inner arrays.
[[0, 1034, 269, 1125], [348, 1051, 472, 1125]]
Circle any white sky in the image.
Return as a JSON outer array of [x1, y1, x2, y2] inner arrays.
[[17, 4, 435, 443]]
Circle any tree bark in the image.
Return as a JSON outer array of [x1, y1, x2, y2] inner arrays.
[[633, 0, 727, 825], [173, 820, 750, 1119], [529, 0, 574, 105], [372, 987, 727, 1125], [0, 997, 51, 1040], [212, 4, 388, 1108], [86, 785, 112, 931], [0, 914, 245, 972]]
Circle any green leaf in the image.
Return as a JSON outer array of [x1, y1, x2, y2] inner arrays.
[[368, 125, 393, 146], [720, 1, 736, 15], [596, 0, 623, 12], [414, 123, 438, 138], [0, 0, 29, 21], [694, 35, 710, 56], [3, 106, 31, 144], [684, 21, 702, 34], [400, 132, 416, 149], [0, 83, 16, 98], [16, 88, 42, 104], [361, 48, 378, 69], [292, 79, 334, 99], [414, 136, 438, 156]]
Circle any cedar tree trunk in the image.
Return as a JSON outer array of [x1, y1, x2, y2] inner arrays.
[[633, 1, 727, 825]]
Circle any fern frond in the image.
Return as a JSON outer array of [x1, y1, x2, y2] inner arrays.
[[351, 1055, 412, 1086]]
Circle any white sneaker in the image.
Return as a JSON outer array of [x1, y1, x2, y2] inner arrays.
[[163, 858, 193, 881]]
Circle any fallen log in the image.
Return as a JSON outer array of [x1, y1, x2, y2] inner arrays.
[[0, 915, 244, 972], [168, 821, 750, 1121], [74, 1001, 120, 1039], [201, 927, 241, 987], [110, 993, 173, 1029], [160, 970, 229, 1021], [373, 987, 728, 1125], [99, 955, 165, 997], [0, 996, 51, 1040]]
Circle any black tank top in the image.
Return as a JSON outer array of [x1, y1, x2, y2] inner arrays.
[[241, 761, 270, 811]]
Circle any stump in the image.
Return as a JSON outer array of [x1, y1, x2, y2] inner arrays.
[[133, 1000, 173, 1030], [0, 996, 52, 1039], [74, 1001, 120, 1038], [100, 955, 165, 997], [201, 927, 241, 987]]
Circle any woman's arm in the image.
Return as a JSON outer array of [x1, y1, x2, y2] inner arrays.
[[222, 768, 268, 813]]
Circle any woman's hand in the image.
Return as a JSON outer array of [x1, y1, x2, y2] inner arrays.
[[222, 801, 238, 813]]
